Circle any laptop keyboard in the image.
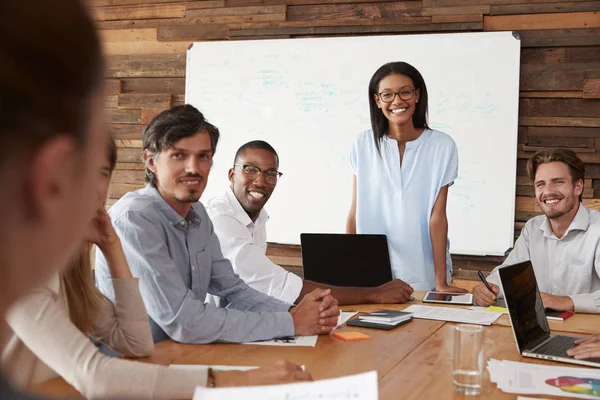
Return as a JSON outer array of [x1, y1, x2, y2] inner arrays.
[[535, 335, 577, 358]]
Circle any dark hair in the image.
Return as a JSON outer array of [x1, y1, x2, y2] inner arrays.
[[107, 136, 117, 174], [142, 104, 220, 186], [368, 62, 430, 155], [527, 148, 585, 202], [0, 1, 103, 166], [233, 140, 279, 168]]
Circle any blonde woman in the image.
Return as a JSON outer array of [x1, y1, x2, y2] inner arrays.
[[1, 138, 311, 399]]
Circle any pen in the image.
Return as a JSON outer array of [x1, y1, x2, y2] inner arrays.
[[477, 270, 495, 295]]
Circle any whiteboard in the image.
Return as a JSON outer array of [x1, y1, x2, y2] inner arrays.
[[186, 32, 521, 256]]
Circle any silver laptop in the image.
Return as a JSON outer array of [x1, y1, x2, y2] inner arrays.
[[498, 260, 600, 368]]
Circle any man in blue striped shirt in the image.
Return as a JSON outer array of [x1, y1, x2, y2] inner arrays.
[[96, 105, 339, 344]]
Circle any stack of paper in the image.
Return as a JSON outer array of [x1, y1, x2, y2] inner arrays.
[[193, 370, 378, 400], [488, 359, 600, 399], [403, 305, 502, 325]]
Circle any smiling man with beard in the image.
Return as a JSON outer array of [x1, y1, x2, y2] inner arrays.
[[95, 105, 340, 346], [206, 140, 414, 305], [473, 149, 600, 314]]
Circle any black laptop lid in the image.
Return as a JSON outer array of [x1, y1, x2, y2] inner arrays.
[[498, 260, 551, 352], [300, 233, 393, 287]]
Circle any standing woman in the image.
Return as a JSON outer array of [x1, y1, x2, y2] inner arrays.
[[347, 62, 466, 292]]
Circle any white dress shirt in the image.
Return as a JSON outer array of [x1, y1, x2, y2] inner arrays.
[[488, 204, 600, 314], [206, 189, 304, 304]]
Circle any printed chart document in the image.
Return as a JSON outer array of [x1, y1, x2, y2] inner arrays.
[[403, 305, 502, 325], [193, 370, 377, 400], [488, 359, 600, 399], [243, 311, 359, 347]]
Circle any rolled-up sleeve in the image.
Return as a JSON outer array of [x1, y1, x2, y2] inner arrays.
[[205, 216, 296, 312], [211, 213, 303, 304], [487, 224, 532, 293], [97, 211, 294, 344], [569, 247, 600, 314]]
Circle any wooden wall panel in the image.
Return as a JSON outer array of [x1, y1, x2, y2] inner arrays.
[[287, 2, 423, 20], [491, 2, 600, 15], [90, 3, 186, 21], [85, 0, 600, 275], [484, 11, 600, 31]]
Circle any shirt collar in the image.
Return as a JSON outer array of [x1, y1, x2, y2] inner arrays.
[[225, 187, 269, 228], [141, 184, 202, 228], [540, 203, 589, 238]]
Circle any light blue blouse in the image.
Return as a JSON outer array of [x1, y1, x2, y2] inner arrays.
[[350, 128, 458, 290]]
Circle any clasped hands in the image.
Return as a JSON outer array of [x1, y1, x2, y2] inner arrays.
[[290, 288, 340, 336]]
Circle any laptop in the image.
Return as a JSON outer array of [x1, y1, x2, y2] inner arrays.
[[300, 233, 393, 287], [498, 260, 600, 368]]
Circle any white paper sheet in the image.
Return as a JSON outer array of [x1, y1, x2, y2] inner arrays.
[[337, 311, 359, 328], [488, 359, 600, 399], [517, 397, 552, 400], [243, 311, 359, 347], [403, 305, 502, 325], [245, 335, 319, 347], [193, 370, 378, 400], [169, 364, 258, 372]]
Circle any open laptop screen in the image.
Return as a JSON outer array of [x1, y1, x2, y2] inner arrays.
[[498, 261, 551, 352], [300, 233, 392, 287]]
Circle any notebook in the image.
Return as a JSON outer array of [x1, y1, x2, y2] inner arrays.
[[497, 260, 600, 368], [300, 233, 393, 287], [358, 309, 413, 324]]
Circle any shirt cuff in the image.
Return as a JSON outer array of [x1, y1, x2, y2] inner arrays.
[[486, 271, 503, 299], [281, 272, 304, 304], [275, 312, 296, 337], [569, 293, 600, 314]]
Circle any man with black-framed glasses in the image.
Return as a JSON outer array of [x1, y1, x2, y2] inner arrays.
[[96, 106, 341, 350], [206, 140, 414, 305]]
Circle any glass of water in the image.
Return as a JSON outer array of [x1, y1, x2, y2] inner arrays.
[[453, 324, 484, 395]]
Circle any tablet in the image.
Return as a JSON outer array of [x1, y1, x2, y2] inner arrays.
[[422, 291, 473, 305]]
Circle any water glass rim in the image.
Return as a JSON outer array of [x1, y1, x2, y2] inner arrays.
[[454, 324, 484, 333]]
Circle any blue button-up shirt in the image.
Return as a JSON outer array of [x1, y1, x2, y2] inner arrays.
[[95, 185, 294, 344]]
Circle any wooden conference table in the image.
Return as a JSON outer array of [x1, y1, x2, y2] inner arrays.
[[30, 283, 600, 399]]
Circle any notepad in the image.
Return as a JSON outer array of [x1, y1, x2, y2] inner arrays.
[[358, 309, 413, 323], [332, 331, 371, 341], [545, 310, 574, 321]]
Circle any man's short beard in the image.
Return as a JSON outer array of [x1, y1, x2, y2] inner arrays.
[[176, 190, 201, 203]]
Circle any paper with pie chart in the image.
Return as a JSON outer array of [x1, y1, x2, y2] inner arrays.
[[488, 359, 600, 399]]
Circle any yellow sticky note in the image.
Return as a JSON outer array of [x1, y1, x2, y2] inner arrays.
[[485, 306, 508, 313]]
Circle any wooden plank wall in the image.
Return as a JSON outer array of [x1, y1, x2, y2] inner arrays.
[[86, 0, 600, 279]]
